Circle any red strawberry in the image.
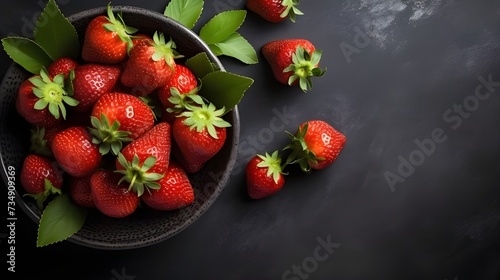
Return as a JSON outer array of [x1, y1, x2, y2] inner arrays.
[[246, 151, 286, 199], [172, 102, 230, 170], [69, 175, 95, 208], [16, 68, 79, 128], [115, 122, 172, 196], [72, 63, 122, 112], [90, 169, 140, 218], [157, 64, 199, 123], [141, 161, 194, 210], [89, 92, 155, 155], [51, 126, 102, 177], [284, 120, 346, 172], [20, 154, 63, 208], [81, 4, 137, 64], [171, 141, 205, 174], [120, 32, 182, 96], [246, 0, 303, 23], [47, 57, 79, 78], [262, 39, 326, 92]]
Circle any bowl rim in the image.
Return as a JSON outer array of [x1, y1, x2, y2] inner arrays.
[[1, 5, 240, 250]]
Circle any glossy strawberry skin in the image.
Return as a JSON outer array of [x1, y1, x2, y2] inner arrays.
[[120, 38, 176, 96], [47, 57, 79, 78], [246, 0, 289, 22], [81, 15, 128, 64], [16, 76, 63, 128], [69, 175, 95, 208], [90, 169, 140, 218], [20, 154, 64, 194], [298, 120, 346, 170], [262, 39, 316, 85], [172, 116, 227, 167], [51, 126, 102, 177], [72, 64, 122, 112], [91, 92, 155, 139], [246, 155, 285, 199], [115, 122, 172, 176], [141, 161, 194, 210]]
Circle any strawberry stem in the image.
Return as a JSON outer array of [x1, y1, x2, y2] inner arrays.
[[115, 153, 164, 197], [283, 45, 326, 93], [103, 3, 138, 53], [280, 0, 304, 23], [151, 32, 183, 68], [29, 67, 79, 120], [283, 122, 324, 173], [180, 101, 231, 139], [257, 151, 287, 184], [89, 114, 133, 155]]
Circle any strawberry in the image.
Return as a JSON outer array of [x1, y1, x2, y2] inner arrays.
[[120, 32, 182, 96], [81, 4, 137, 64], [90, 169, 140, 218], [89, 92, 155, 155], [51, 126, 103, 177], [141, 161, 194, 210], [47, 57, 79, 78], [20, 154, 63, 208], [72, 63, 122, 112], [284, 120, 346, 172], [246, 0, 303, 23], [246, 151, 286, 199], [172, 101, 231, 170], [115, 122, 172, 196], [69, 175, 95, 208], [262, 39, 326, 92], [16, 68, 79, 128], [157, 64, 199, 123]]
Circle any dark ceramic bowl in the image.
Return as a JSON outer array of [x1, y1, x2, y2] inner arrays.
[[0, 6, 239, 249]]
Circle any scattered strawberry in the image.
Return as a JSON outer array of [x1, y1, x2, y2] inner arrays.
[[69, 175, 95, 208], [72, 63, 122, 112], [20, 154, 63, 208], [284, 120, 346, 172], [141, 161, 195, 210], [157, 64, 199, 122], [47, 57, 79, 78], [90, 169, 140, 218], [16, 68, 79, 128], [246, 0, 303, 23], [262, 39, 326, 92], [51, 126, 102, 177], [172, 101, 231, 171], [89, 92, 155, 155], [115, 122, 172, 196], [246, 151, 286, 199], [120, 32, 182, 96], [81, 4, 137, 64]]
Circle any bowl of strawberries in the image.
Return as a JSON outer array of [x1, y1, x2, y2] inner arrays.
[[0, 2, 245, 249]]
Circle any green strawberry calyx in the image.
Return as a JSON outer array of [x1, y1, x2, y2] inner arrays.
[[24, 178, 62, 210], [103, 3, 138, 53], [29, 126, 52, 158], [166, 85, 202, 115], [115, 153, 164, 197], [283, 45, 327, 93], [280, 0, 304, 23], [89, 114, 133, 155], [180, 99, 232, 140], [283, 122, 325, 173], [151, 32, 184, 69], [29, 67, 79, 120], [257, 150, 287, 184]]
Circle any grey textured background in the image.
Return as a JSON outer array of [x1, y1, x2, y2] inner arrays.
[[1, 0, 500, 279]]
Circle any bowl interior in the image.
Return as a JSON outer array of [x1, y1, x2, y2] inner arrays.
[[0, 6, 239, 249]]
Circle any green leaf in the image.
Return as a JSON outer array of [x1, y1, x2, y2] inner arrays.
[[185, 52, 217, 78], [212, 32, 258, 64], [199, 10, 247, 44], [33, 0, 80, 60], [200, 71, 253, 113], [164, 0, 204, 30], [1, 37, 53, 74], [37, 193, 87, 247]]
